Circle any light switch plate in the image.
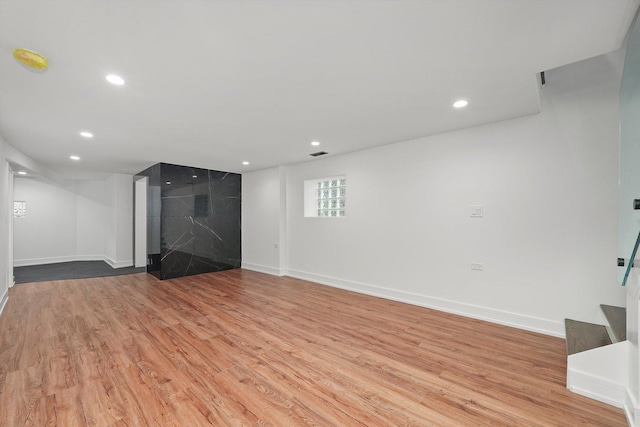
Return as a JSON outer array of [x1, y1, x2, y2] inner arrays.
[[471, 262, 484, 271], [470, 205, 483, 218]]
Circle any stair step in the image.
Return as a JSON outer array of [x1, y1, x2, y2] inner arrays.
[[600, 304, 626, 342], [564, 319, 612, 355]]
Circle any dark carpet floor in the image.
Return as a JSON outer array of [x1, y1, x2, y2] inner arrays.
[[14, 261, 146, 284]]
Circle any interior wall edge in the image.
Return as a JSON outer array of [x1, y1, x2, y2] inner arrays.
[[284, 268, 565, 338], [624, 387, 640, 427], [0, 289, 7, 319]]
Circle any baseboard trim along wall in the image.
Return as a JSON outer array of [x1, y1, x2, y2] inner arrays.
[[13, 255, 98, 267], [285, 268, 564, 337], [0, 290, 8, 318], [625, 387, 640, 427], [15, 255, 133, 269], [104, 257, 134, 269], [566, 340, 628, 408], [242, 262, 285, 277]]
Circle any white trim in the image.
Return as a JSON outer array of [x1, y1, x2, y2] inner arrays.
[[625, 387, 640, 427], [14, 256, 89, 267], [7, 161, 14, 287], [76, 255, 108, 262], [104, 257, 134, 269], [14, 255, 133, 269], [285, 268, 564, 337], [568, 370, 626, 408], [566, 340, 628, 408], [0, 290, 8, 318], [242, 262, 285, 277]]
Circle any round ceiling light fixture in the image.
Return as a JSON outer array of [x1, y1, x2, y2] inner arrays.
[[106, 74, 125, 85], [13, 48, 48, 70], [453, 99, 468, 109], [311, 141, 320, 146], [18, 171, 27, 175], [242, 161, 250, 165], [70, 155, 80, 161], [80, 131, 94, 138]]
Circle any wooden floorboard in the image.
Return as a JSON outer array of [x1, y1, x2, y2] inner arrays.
[[0, 269, 627, 426]]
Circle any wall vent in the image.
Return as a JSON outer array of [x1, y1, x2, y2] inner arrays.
[[310, 151, 328, 157]]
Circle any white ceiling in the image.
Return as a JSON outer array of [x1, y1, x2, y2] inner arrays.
[[0, 0, 638, 180]]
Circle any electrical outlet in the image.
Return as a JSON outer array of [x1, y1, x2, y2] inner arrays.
[[470, 205, 484, 218], [471, 262, 484, 271]]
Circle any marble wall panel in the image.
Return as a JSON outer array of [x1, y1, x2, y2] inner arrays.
[[136, 163, 241, 280]]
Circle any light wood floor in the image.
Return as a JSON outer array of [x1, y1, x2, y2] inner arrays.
[[0, 269, 626, 426]]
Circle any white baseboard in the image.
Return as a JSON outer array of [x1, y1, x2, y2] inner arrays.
[[0, 290, 8, 318], [282, 269, 564, 337], [104, 257, 134, 269], [75, 255, 106, 262], [242, 262, 285, 276], [625, 387, 640, 427], [14, 255, 93, 267], [15, 255, 133, 269], [566, 341, 628, 408]]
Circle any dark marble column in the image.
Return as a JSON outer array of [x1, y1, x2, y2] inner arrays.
[[135, 163, 241, 280]]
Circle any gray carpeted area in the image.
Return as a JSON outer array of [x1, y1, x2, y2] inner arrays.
[[14, 261, 146, 284]]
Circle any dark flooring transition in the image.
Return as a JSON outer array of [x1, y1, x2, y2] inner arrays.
[[14, 261, 146, 284]]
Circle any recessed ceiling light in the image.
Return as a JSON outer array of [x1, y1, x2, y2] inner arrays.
[[70, 155, 80, 161], [453, 99, 468, 108], [106, 74, 125, 85], [18, 171, 27, 175], [311, 141, 320, 146], [192, 175, 197, 178], [242, 161, 250, 165], [79, 131, 93, 138], [166, 181, 171, 185]]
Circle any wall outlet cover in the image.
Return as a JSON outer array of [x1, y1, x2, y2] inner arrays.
[[470, 205, 484, 218]]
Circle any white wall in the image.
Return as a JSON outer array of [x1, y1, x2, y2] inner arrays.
[[12, 173, 132, 268], [242, 166, 285, 275], [134, 177, 147, 268], [114, 173, 133, 267], [103, 173, 133, 268], [0, 136, 9, 317], [75, 180, 107, 258], [243, 49, 624, 337], [13, 178, 77, 265], [0, 135, 64, 318], [104, 174, 117, 264], [619, 13, 640, 423]]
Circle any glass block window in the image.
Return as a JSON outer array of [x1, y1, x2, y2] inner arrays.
[[316, 178, 346, 217], [14, 201, 26, 218], [304, 175, 346, 217]]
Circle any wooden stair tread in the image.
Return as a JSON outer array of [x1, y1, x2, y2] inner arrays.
[[600, 304, 626, 342], [564, 319, 612, 355]]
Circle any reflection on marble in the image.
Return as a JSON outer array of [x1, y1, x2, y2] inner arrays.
[[135, 163, 241, 280]]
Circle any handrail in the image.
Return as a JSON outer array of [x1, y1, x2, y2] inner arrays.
[[622, 228, 640, 286]]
